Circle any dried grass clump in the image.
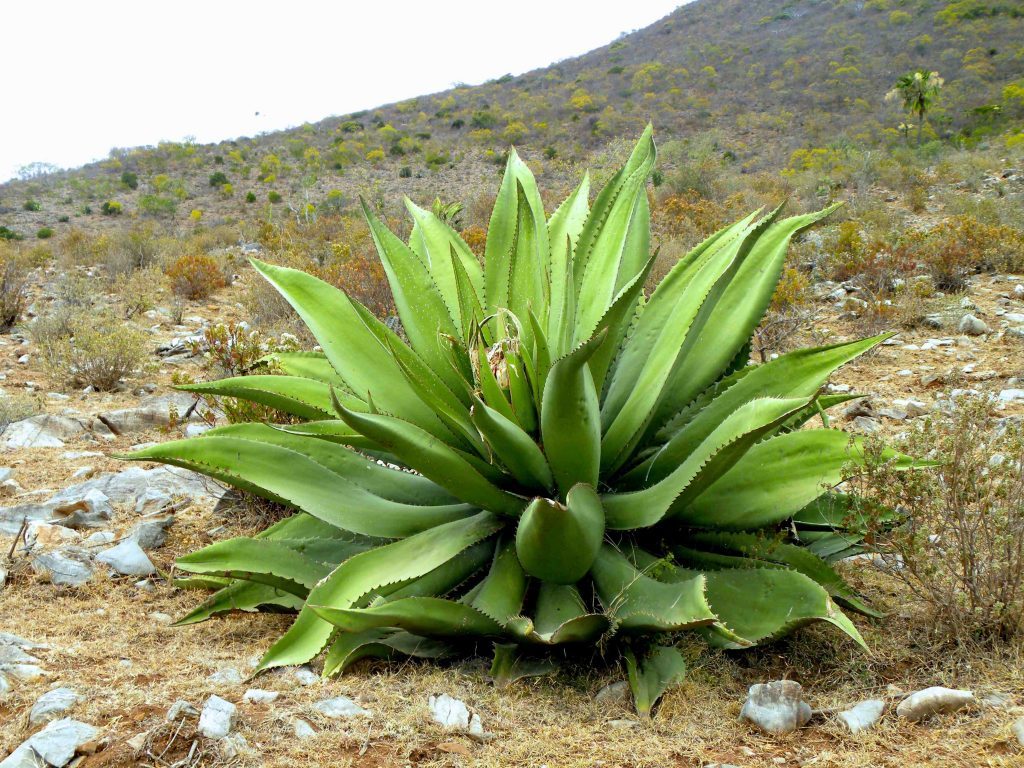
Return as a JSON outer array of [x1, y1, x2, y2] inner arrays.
[[165, 254, 227, 300], [38, 313, 148, 391]]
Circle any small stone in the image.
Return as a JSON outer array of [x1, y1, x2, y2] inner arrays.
[[893, 398, 930, 417], [429, 694, 471, 730], [198, 695, 237, 739], [25, 522, 82, 551], [126, 732, 148, 751], [209, 668, 243, 685], [837, 699, 885, 733], [852, 416, 882, 433], [69, 466, 95, 480], [3, 664, 47, 681], [185, 424, 213, 438], [218, 733, 249, 760], [96, 540, 155, 576], [167, 700, 199, 720], [83, 531, 115, 547], [739, 680, 812, 734], [594, 680, 630, 709], [52, 488, 114, 528], [243, 689, 279, 704], [896, 687, 974, 721], [4, 718, 99, 768], [31, 549, 95, 587], [149, 612, 173, 624], [292, 666, 318, 686], [314, 696, 370, 718], [133, 488, 173, 515], [30, 687, 81, 726], [1013, 717, 1024, 747], [0, 671, 11, 698], [293, 718, 316, 739], [129, 514, 175, 550], [0, 645, 39, 665], [997, 389, 1024, 402], [980, 692, 1013, 708]]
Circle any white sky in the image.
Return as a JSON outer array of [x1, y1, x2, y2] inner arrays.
[[1, 1, 685, 182]]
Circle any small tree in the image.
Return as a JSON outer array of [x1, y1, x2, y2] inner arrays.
[[887, 69, 944, 146]]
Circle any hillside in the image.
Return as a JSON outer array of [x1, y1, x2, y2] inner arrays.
[[1, 0, 1023, 236]]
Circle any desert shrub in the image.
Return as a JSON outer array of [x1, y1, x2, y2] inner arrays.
[[459, 225, 487, 258], [268, 191, 282, 204], [0, 392, 41, 431], [898, 216, 1024, 288], [104, 224, 170, 279], [856, 398, 1024, 643], [245, 191, 257, 203], [23, 199, 41, 212], [0, 247, 33, 330], [209, 171, 229, 188], [656, 192, 728, 241], [165, 254, 227, 300], [39, 314, 147, 391], [36, 227, 53, 239], [0, 226, 23, 241], [138, 194, 177, 217], [120, 171, 138, 189], [100, 200, 123, 216], [753, 266, 818, 360], [112, 266, 162, 318]]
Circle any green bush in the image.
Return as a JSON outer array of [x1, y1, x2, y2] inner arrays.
[[40, 314, 147, 391], [36, 227, 53, 239], [138, 194, 177, 217], [0, 226, 23, 241], [23, 200, 41, 212], [268, 191, 282, 204], [120, 170, 139, 189], [100, 200, 123, 216], [209, 171, 229, 188], [245, 191, 257, 203]]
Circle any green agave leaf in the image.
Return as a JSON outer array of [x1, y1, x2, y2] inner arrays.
[[178, 375, 350, 421], [703, 567, 867, 650], [121, 434, 475, 538], [406, 197, 485, 336], [312, 597, 504, 638], [262, 351, 347, 388], [648, 204, 842, 435], [508, 582, 610, 645], [677, 429, 922, 529], [257, 510, 501, 672], [489, 642, 559, 688], [362, 200, 464, 395], [470, 396, 553, 491], [546, 174, 590, 355], [573, 124, 655, 343], [485, 149, 548, 317], [250, 259, 450, 438], [590, 545, 716, 632], [324, 629, 455, 677], [630, 334, 890, 485], [603, 397, 811, 530], [625, 645, 687, 719], [515, 484, 604, 584], [540, 331, 605, 497], [469, 536, 528, 625], [335, 406, 526, 517], [681, 531, 881, 617], [176, 537, 330, 595], [507, 182, 551, 348], [174, 580, 305, 626]]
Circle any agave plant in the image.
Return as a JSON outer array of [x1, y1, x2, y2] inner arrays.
[[123, 127, 920, 714]]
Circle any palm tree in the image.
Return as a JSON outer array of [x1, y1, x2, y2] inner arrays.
[[887, 70, 944, 146]]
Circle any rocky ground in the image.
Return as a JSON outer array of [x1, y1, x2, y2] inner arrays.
[[2, 257, 1024, 767]]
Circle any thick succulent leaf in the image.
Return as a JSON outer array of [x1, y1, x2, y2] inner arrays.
[[603, 397, 811, 530], [776, 393, 864, 434], [263, 351, 347, 387], [508, 582, 610, 645], [703, 568, 867, 650], [451, 249, 487, 344], [546, 175, 590, 354], [515, 484, 604, 584], [406, 198, 485, 335], [336, 406, 526, 517], [469, 537, 528, 625], [122, 435, 475, 538], [590, 545, 716, 632], [489, 643, 558, 688], [177, 376, 347, 420], [677, 429, 921, 529], [312, 597, 504, 638], [573, 124, 655, 343], [631, 335, 889, 485], [174, 580, 304, 626], [507, 182, 551, 347], [176, 538, 331, 595], [256, 511, 501, 672], [540, 332, 604, 497], [470, 397, 553, 491], [270, 419, 378, 451], [323, 629, 454, 677], [370, 540, 493, 602], [250, 259, 450, 438], [682, 532, 881, 617], [648, 205, 841, 434], [793, 492, 898, 531], [505, 349, 538, 434], [625, 645, 687, 719], [485, 150, 548, 316], [599, 213, 764, 471]]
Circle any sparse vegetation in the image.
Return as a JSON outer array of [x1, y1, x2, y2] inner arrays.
[[165, 253, 227, 300], [38, 313, 147, 391]]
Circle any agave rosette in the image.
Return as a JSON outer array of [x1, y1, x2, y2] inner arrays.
[[123, 127, 920, 711]]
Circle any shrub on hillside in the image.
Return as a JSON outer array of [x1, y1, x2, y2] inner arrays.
[[23, 200, 40, 212], [100, 200, 123, 216], [165, 254, 226, 300], [268, 191, 282, 204], [856, 397, 1024, 644], [36, 227, 53, 239], [120, 171, 138, 190], [208, 171, 229, 188], [0, 227, 23, 241], [38, 314, 147, 391], [0, 246, 32, 330], [0, 392, 40, 431]]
